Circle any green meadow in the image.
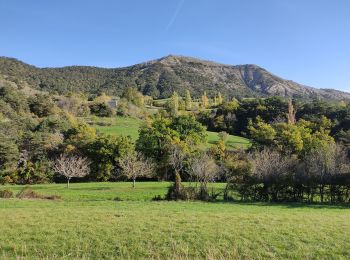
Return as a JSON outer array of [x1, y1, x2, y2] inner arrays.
[[1, 182, 350, 259], [92, 116, 251, 150]]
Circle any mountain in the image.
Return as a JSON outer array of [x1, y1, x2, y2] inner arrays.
[[0, 55, 349, 100]]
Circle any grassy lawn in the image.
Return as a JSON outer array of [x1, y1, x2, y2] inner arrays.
[[1, 182, 350, 259], [206, 131, 251, 149], [92, 116, 142, 141], [93, 116, 251, 149]]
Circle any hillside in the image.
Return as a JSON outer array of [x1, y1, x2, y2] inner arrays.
[[0, 55, 349, 100], [90, 116, 251, 150]]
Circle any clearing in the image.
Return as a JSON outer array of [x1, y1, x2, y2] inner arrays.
[[91, 116, 251, 149]]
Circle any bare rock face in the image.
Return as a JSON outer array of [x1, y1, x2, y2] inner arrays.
[[0, 55, 349, 100]]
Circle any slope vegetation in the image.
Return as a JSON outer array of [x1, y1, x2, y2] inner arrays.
[[1, 55, 349, 100]]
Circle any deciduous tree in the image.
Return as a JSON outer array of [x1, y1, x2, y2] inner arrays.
[[53, 154, 90, 188], [119, 152, 154, 188]]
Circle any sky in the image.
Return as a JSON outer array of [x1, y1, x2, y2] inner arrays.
[[1, 0, 350, 91]]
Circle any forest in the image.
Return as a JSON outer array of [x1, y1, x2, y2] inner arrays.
[[1, 79, 350, 204]]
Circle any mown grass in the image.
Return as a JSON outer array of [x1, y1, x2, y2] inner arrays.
[[92, 116, 251, 149], [1, 182, 350, 259]]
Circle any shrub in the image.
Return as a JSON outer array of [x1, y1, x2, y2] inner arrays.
[[113, 196, 123, 201], [0, 189, 14, 198], [166, 184, 197, 201]]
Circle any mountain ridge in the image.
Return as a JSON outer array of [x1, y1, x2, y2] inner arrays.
[[0, 55, 349, 100]]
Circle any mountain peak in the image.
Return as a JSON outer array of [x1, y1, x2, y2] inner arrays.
[[0, 55, 349, 100]]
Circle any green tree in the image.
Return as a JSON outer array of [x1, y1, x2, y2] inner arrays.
[[0, 136, 18, 165], [122, 87, 144, 107], [136, 116, 179, 160], [89, 102, 114, 117], [171, 115, 207, 145], [248, 117, 276, 148], [0, 134, 19, 183], [167, 91, 179, 117], [86, 135, 133, 181], [0, 85, 29, 113], [28, 94, 57, 117], [136, 114, 206, 180], [274, 123, 309, 154]]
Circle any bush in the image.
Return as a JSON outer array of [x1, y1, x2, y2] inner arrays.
[[166, 184, 197, 201], [0, 175, 15, 185], [89, 102, 114, 117], [0, 189, 14, 198]]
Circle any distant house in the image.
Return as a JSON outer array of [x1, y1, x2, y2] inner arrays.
[[108, 98, 119, 108]]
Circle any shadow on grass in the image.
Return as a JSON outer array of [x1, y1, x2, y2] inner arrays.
[[211, 200, 350, 209], [67, 187, 113, 191]]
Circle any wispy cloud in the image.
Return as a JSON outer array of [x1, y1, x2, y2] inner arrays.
[[166, 0, 185, 31]]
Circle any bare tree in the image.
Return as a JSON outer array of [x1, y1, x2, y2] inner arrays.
[[189, 153, 220, 198], [168, 144, 187, 195], [53, 154, 90, 188], [250, 148, 295, 201], [119, 152, 154, 188], [304, 143, 350, 203]]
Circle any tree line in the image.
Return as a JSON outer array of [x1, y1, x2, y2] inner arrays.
[[1, 83, 350, 203]]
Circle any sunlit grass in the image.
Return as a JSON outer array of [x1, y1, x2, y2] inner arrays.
[[92, 116, 251, 149], [93, 116, 142, 140], [1, 182, 349, 259]]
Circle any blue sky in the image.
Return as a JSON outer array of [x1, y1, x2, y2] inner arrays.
[[1, 0, 350, 91]]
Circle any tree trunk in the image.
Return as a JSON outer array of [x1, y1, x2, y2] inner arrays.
[[67, 177, 70, 189], [132, 179, 136, 188]]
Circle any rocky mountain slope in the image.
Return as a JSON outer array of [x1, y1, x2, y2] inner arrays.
[[0, 55, 349, 100]]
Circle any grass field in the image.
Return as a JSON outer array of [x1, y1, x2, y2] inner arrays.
[[93, 116, 142, 140], [1, 182, 350, 259], [93, 116, 251, 149]]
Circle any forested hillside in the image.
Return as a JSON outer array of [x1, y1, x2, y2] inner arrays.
[[1, 55, 349, 100]]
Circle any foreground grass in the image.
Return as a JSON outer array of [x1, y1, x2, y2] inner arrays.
[[1, 182, 350, 259], [93, 116, 251, 149]]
